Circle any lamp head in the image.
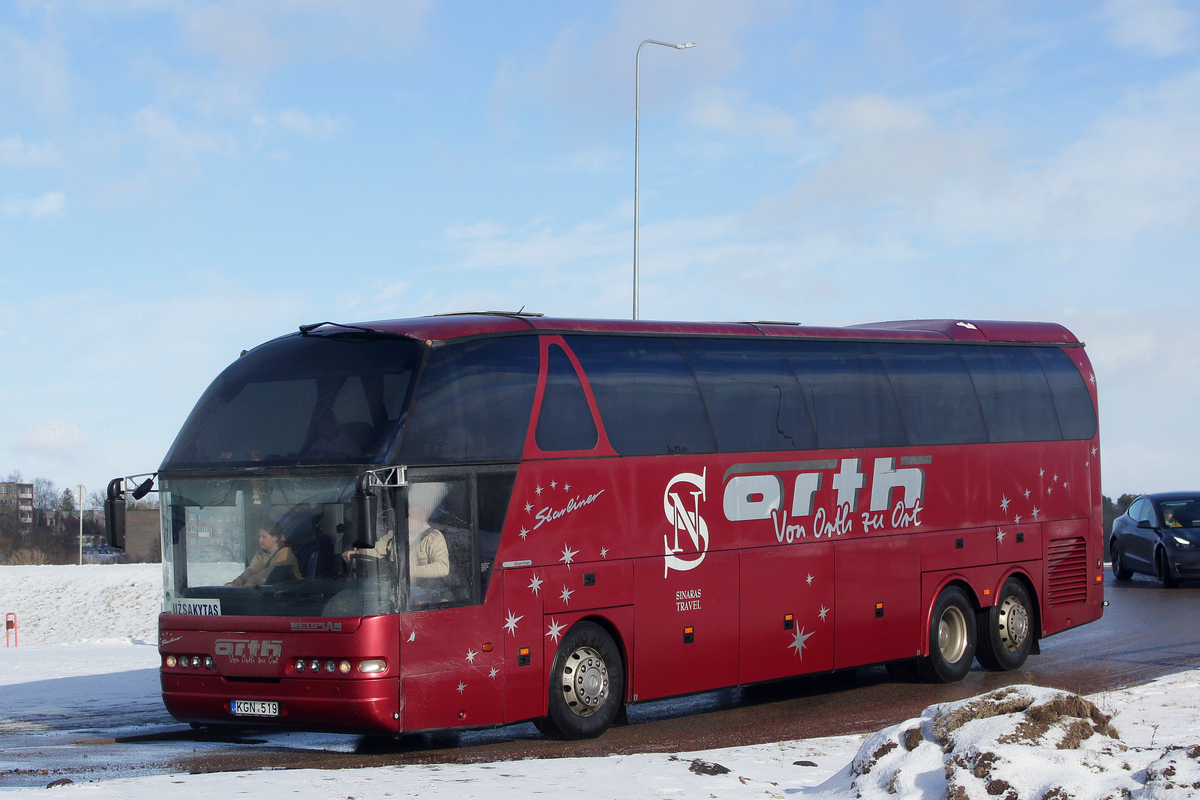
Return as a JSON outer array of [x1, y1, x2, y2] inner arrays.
[[678, 42, 697, 49]]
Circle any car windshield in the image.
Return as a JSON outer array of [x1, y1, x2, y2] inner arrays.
[[162, 333, 425, 469], [1160, 500, 1200, 529], [161, 474, 402, 618]]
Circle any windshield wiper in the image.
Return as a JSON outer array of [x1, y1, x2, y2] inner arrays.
[[298, 321, 401, 339]]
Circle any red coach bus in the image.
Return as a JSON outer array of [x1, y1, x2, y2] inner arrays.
[[106, 314, 1103, 739]]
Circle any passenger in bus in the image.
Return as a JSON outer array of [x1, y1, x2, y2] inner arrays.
[[305, 412, 361, 457], [226, 524, 302, 586]]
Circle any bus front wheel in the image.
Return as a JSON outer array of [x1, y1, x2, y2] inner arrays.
[[975, 578, 1033, 672], [538, 621, 624, 740], [916, 586, 976, 683]]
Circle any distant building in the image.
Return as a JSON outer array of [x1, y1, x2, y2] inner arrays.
[[0, 482, 34, 526]]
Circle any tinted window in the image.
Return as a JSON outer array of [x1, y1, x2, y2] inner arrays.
[[1031, 348, 1097, 440], [535, 345, 599, 451], [566, 336, 717, 456], [163, 334, 424, 468], [873, 343, 988, 446], [399, 337, 538, 464], [677, 338, 815, 452], [780, 341, 907, 449], [957, 346, 1062, 442]]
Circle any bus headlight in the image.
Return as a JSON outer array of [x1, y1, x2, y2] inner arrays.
[[358, 659, 387, 674]]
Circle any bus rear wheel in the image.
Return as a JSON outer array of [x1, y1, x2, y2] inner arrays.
[[538, 621, 624, 740], [915, 586, 976, 683], [975, 578, 1034, 672]]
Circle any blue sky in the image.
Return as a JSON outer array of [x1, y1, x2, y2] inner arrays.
[[1, 0, 1198, 500]]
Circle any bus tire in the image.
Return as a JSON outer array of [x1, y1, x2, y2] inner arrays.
[[975, 578, 1034, 672], [915, 586, 976, 683], [540, 621, 624, 740], [1110, 539, 1133, 581]]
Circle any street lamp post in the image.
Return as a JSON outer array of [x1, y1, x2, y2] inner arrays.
[[76, 484, 85, 566], [634, 39, 696, 321]]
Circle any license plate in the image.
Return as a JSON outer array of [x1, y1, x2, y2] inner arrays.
[[231, 699, 279, 717]]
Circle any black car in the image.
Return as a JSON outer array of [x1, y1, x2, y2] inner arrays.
[[1110, 492, 1200, 587]]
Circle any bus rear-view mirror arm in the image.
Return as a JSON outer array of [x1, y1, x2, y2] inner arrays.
[[350, 467, 408, 550], [104, 474, 155, 550]]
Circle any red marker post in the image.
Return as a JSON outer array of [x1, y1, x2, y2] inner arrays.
[[5, 613, 16, 647]]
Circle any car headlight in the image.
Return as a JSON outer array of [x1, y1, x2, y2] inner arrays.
[[1172, 535, 1199, 550]]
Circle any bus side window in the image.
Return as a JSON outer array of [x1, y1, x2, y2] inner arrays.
[[780, 341, 907, 450], [399, 337, 539, 464], [872, 343, 988, 446], [957, 346, 1061, 442], [676, 337, 816, 452], [535, 345, 599, 451], [1030, 348, 1098, 441], [565, 336, 717, 456]]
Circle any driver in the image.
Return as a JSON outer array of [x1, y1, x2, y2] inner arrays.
[[227, 524, 301, 586]]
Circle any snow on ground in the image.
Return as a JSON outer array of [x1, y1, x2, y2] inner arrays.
[[2, 564, 1200, 799]]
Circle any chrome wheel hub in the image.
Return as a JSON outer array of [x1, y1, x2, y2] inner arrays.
[[561, 646, 608, 717], [938, 606, 968, 663], [996, 595, 1029, 652]]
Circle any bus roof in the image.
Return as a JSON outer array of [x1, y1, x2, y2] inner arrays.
[[315, 314, 1082, 347]]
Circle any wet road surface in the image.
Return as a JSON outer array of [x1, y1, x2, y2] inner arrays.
[[3, 571, 1198, 787]]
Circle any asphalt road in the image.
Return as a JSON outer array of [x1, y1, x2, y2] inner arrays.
[[3, 570, 1198, 787]]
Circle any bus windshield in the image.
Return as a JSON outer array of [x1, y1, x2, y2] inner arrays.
[[161, 473, 401, 618], [162, 333, 425, 469]]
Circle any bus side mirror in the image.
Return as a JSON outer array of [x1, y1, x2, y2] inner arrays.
[[104, 478, 126, 550], [351, 476, 378, 549]]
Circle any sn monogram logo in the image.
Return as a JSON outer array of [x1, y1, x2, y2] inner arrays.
[[663, 468, 708, 577]]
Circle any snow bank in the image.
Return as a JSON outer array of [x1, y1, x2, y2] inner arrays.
[[0, 564, 160, 646], [806, 684, 1200, 799]]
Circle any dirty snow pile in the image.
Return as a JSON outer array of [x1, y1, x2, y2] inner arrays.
[[0, 564, 160, 645], [807, 683, 1200, 799]]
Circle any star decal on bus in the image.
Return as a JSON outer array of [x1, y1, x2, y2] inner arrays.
[[407, 630, 416, 642], [806, 574, 814, 586], [1024, 489, 1031, 500], [1031, 507, 1040, 519], [564, 483, 571, 492], [818, 605, 829, 621], [489, 667, 499, 680], [1014, 515, 1022, 524], [528, 575, 543, 595], [996, 528, 1006, 544], [504, 610, 523, 635], [600, 547, 608, 558], [1062, 481, 1068, 490], [466, 648, 478, 664], [1047, 485, 1054, 495], [524, 501, 533, 513], [560, 585, 574, 604], [560, 544, 578, 566], [789, 627, 813, 658], [457, 681, 466, 694], [1000, 495, 1011, 512], [547, 618, 565, 643], [550, 481, 557, 489], [536, 485, 543, 496], [520, 526, 529, 540]]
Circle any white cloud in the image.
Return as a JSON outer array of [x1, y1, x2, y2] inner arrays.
[[176, 0, 432, 74], [276, 108, 346, 141], [1, 190, 66, 219], [0, 24, 73, 115], [0, 137, 62, 168], [776, 67, 1200, 251], [687, 87, 800, 151], [1101, 0, 1196, 58]]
